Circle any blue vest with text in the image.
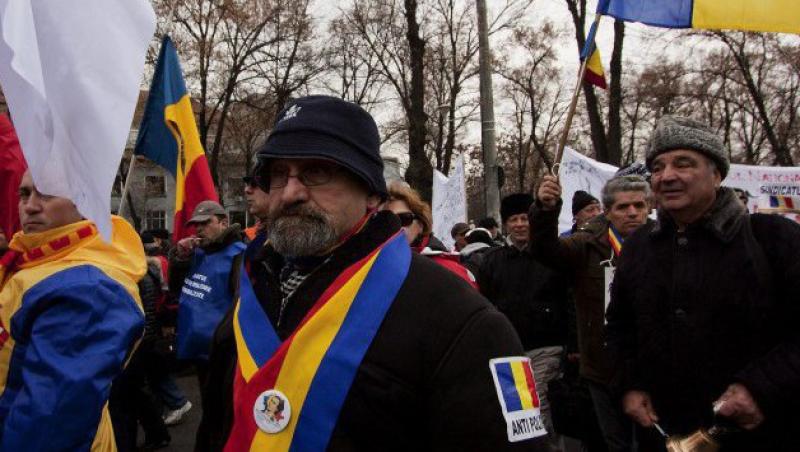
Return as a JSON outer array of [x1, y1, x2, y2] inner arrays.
[[177, 240, 246, 360]]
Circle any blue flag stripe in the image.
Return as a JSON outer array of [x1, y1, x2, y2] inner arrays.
[[601, 0, 693, 29], [133, 36, 190, 176], [237, 260, 281, 367], [495, 362, 523, 412]]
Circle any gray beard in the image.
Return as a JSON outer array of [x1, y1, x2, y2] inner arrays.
[[267, 206, 338, 257]]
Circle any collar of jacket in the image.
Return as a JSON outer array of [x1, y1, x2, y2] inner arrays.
[[650, 187, 746, 243], [460, 242, 490, 256], [201, 224, 244, 253]]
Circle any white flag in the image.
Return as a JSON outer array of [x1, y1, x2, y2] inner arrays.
[[0, 1, 155, 239]]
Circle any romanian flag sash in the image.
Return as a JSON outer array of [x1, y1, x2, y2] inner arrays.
[[226, 232, 411, 452], [607, 225, 623, 258]]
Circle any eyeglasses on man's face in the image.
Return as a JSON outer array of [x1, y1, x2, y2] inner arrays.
[[261, 160, 343, 189]]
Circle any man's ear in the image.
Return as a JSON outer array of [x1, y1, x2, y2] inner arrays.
[[366, 193, 382, 210]]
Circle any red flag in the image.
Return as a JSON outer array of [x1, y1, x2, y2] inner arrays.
[[0, 114, 27, 238]]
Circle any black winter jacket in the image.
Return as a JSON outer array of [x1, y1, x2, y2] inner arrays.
[[139, 259, 163, 341], [477, 243, 569, 351], [606, 188, 800, 450], [196, 212, 543, 451]]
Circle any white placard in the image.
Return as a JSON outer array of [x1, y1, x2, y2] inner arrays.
[[557, 147, 618, 233], [432, 155, 467, 251]]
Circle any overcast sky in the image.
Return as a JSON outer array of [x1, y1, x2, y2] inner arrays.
[[312, 0, 721, 164]]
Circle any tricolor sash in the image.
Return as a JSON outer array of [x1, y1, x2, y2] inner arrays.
[[226, 232, 411, 452], [607, 225, 623, 258]]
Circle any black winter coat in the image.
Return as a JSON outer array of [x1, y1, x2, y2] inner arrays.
[[196, 212, 543, 451], [477, 243, 569, 351], [138, 260, 164, 341], [606, 188, 800, 450]]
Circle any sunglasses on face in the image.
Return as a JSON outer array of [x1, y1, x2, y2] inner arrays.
[[395, 212, 417, 227]]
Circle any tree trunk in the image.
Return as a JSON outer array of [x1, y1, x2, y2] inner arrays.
[[606, 19, 624, 166], [403, 0, 433, 201]]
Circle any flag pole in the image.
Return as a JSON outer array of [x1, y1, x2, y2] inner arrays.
[[117, 0, 180, 222], [552, 13, 603, 174], [118, 155, 138, 217]]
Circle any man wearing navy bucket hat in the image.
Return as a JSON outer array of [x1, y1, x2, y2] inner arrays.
[[197, 96, 548, 451]]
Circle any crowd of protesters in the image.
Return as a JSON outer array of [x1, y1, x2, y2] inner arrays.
[[0, 98, 798, 452]]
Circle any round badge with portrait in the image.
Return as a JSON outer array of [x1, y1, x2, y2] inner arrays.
[[253, 389, 291, 434]]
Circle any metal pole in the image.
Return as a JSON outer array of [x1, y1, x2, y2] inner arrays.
[[118, 155, 138, 218], [553, 14, 603, 172], [476, 0, 501, 220]]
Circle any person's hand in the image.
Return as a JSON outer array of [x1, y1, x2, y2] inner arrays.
[[176, 237, 200, 258], [714, 383, 765, 430], [537, 175, 561, 211], [623, 390, 659, 427]]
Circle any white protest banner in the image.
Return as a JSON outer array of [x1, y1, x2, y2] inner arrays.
[[0, 1, 156, 239], [724, 163, 800, 222], [432, 155, 467, 251], [557, 147, 618, 233], [558, 148, 800, 228]]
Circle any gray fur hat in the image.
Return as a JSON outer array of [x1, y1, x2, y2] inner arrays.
[[646, 115, 729, 178]]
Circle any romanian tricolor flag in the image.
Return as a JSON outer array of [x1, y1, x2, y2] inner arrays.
[[597, 0, 800, 34], [580, 20, 607, 90], [134, 36, 218, 241], [608, 224, 623, 257], [769, 195, 796, 210], [490, 357, 547, 442]]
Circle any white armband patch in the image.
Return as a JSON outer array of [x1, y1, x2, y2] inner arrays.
[[489, 357, 548, 442]]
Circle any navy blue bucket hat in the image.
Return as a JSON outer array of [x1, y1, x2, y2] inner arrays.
[[256, 95, 387, 197]]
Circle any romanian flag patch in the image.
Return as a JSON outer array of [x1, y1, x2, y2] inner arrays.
[[489, 357, 547, 442]]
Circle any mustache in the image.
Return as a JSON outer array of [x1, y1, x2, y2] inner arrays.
[[267, 202, 332, 230]]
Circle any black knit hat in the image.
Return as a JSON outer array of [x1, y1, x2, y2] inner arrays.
[[256, 95, 387, 196], [140, 231, 155, 245], [571, 190, 600, 216], [646, 115, 729, 178], [501, 193, 534, 224]]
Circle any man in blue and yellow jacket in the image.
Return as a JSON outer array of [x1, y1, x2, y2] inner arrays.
[[0, 171, 145, 451]]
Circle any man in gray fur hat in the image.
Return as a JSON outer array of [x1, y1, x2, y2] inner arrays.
[[606, 115, 800, 451]]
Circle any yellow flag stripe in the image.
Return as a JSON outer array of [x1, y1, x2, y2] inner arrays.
[[693, 0, 800, 34], [586, 49, 605, 78], [510, 361, 535, 410], [233, 301, 259, 381], [250, 252, 380, 451], [163, 94, 205, 212]]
